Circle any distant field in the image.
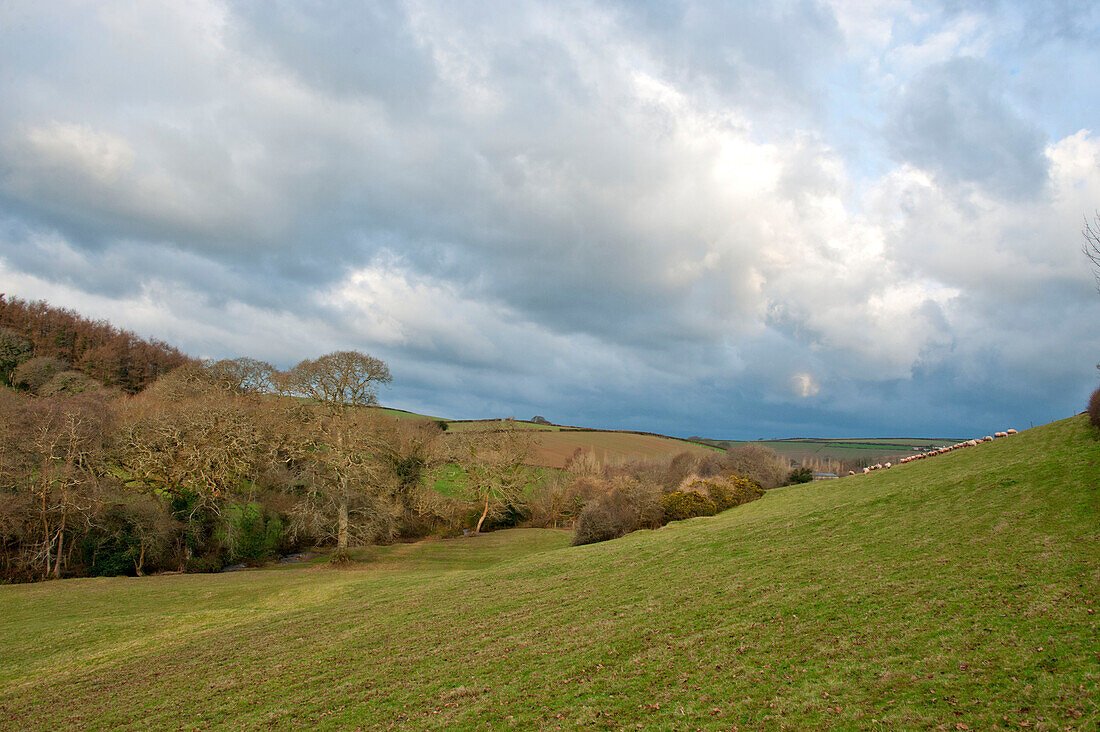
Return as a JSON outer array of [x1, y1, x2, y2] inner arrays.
[[368, 408, 722, 469], [428, 463, 556, 498], [358, 406, 723, 480], [435, 426, 718, 473], [365, 406, 442, 421], [371, 405, 969, 468], [2, 416, 1096, 729], [443, 418, 559, 432], [705, 436, 967, 464], [364, 406, 985, 468], [440, 420, 720, 468], [529, 428, 720, 468]]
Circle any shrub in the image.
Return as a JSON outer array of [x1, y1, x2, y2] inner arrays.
[[184, 554, 226, 573], [661, 490, 717, 522], [1089, 386, 1100, 429], [786, 466, 813, 485], [526, 472, 581, 529], [564, 448, 603, 478], [720, 444, 789, 490], [684, 475, 764, 512], [662, 452, 699, 491], [221, 502, 285, 563], [0, 327, 32, 386], [572, 477, 662, 546], [694, 452, 726, 478], [83, 495, 176, 577], [39, 370, 100, 397], [12, 356, 69, 393]]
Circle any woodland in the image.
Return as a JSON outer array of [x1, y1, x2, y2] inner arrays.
[[0, 296, 778, 583]]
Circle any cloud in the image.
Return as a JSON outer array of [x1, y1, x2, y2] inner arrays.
[[884, 56, 1049, 197], [791, 372, 821, 398], [0, 0, 1097, 438]]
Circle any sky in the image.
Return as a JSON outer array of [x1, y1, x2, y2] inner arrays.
[[1, 0, 1099, 439]]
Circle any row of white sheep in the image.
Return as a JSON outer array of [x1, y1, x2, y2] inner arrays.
[[846, 429, 1018, 476]]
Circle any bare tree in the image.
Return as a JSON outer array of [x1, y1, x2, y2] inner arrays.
[[204, 357, 277, 394], [456, 425, 533, 534], [1085, 211, 1100, 293], [292, 410, 400, 551], [25, 395, 109, 579], [116, 391, 264, 503], [274, 352, 395, 552], [280, 351, 391, 413]]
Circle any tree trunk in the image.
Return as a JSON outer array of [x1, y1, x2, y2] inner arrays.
[[475, 495, 490, 534], [41, 477, 51, 580], [134, 541, 146, 576], [337, 500, 349, 550], [52, 513, 66, 579], [42, 528, 52, 581]]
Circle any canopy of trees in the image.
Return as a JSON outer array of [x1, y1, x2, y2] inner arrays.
[[0, 295, 192, 392], [0, 358, 459, 582]]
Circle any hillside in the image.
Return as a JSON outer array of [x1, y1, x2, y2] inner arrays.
[[375, 411, 723, 468], [1, 416, 1096, 729], [526, 428, 720, 468]]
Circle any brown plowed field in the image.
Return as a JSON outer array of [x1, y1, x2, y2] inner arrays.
[[529, 429, 720, 468]]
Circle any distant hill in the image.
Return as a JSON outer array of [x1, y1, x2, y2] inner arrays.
[[371, 410, 722, 468]]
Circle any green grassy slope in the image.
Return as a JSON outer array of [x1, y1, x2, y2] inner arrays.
[[1, 417, 1097, 729]]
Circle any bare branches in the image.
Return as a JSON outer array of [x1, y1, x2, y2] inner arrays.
[[1084, 210, 1100, 294], [454, 425, 533, 533], [280, 351, 392, 413]]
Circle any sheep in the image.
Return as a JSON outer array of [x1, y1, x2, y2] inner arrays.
[[1006, 428, 1017, 435], [983, 436, 993, 442], [884, 462, 892, 468], [848, 470, 855, 476], [863, 467, 870, 474]]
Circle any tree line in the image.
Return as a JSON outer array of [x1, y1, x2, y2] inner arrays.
[[0, 347, 545, 582], [0, 295, 192, 393]]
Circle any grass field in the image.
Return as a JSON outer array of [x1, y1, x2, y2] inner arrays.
[[4, 416, 1095, 729], [429, 463, 557, 498]]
